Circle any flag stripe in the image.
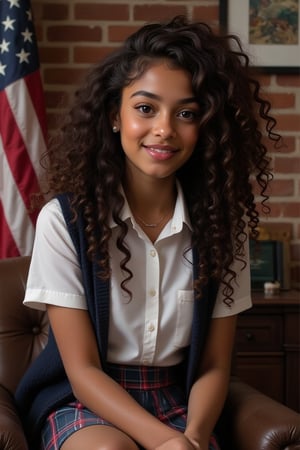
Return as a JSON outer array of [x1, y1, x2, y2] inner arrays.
[[0, 85, 40, 224], [0, 200, 20, 258], [5, 74, 47, 184], [24, 71, 48, 143], [0, 135, 35, 256]]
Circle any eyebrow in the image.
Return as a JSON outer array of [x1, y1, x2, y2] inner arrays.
[[130, 90, 198, 105]]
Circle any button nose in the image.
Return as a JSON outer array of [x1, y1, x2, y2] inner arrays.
[[153, 115, 176, 138]]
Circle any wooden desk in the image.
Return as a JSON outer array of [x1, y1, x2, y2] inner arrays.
[[235, 290, 300, 412]]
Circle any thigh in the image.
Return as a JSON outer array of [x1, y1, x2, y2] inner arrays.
[[61, 425, 139, 450], [41, 401, 140, 450]]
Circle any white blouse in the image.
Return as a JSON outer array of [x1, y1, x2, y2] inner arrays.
[[24, 184, 252, 366]]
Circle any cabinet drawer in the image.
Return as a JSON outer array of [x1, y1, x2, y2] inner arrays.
[[236, 315, 282, 351]]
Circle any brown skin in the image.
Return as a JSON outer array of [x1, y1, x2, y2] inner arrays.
[[48, 63, 238, 450], [48, 306, 236, 450]]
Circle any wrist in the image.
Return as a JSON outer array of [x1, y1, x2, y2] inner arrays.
[[147, 427, 182, 450], [184, 428, 209, 448]]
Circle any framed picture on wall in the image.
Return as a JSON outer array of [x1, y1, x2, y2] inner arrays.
[[219, 0, 300, 74]]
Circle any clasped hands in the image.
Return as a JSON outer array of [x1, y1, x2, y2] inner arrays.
[[154, 432, 206, 450]]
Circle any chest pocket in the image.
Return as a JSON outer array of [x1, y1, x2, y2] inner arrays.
[[173, 290, 194, 349]]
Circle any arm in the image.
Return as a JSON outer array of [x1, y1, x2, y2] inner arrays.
[[47, 305, 193, 450], [184, 315, 237, 449]]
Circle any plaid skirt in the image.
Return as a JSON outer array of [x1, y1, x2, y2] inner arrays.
[[41, 364, 221, 450]]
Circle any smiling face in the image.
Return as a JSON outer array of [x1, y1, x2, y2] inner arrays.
[[114, 61, 200, 185]]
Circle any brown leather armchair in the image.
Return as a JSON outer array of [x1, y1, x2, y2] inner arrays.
[[0, 256, 299, 450]]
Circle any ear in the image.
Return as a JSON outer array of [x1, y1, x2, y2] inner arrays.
[[110, 110, 120, 129]]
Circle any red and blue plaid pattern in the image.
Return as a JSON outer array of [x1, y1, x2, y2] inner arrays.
[[41, 364, 220, 450]]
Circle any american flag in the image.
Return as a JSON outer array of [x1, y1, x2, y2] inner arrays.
[[0, 0, 47, 257]]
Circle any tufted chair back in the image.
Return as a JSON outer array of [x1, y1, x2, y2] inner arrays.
[[0, 256, 48, 396]]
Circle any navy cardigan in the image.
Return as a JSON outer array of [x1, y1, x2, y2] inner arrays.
[[15, 194, 218, 449]]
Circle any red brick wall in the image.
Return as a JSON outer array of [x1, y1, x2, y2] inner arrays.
[[31, 0, 300, 289]]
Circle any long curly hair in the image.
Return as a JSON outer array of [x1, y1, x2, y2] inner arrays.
[[44, 15, 280, 303]]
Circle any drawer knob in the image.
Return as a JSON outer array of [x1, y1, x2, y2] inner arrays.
[[246, 332, 254, 341]]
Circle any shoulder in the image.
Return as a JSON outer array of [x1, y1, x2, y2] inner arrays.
[[38, 198, 63, 220], [36, 198, 67, 235]]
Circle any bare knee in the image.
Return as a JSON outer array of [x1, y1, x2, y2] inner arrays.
[[61, 425, 139, 450]]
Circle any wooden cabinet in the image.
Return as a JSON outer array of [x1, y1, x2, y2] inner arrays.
[[234, 291, 300, 412]]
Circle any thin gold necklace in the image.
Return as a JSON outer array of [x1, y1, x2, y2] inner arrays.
[[135, 212, 168, 228]]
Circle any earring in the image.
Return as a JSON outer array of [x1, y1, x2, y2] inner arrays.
[[112, 125, 119, 133]]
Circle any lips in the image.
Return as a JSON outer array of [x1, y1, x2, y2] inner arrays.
[[142, 144, 179, 161]]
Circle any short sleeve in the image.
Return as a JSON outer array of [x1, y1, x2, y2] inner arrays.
[[23, 199, 87, 311], [212, 234, 252, 318]]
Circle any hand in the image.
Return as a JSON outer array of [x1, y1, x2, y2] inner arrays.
[[154, 435, 199, 450], [184, 432, 208, 450]]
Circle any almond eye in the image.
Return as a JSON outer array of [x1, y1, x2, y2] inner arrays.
[[136, 104, 153, 114], [179, 110, 198, 120]]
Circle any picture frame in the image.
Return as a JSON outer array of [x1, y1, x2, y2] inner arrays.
[[250, 239, 285, 290], [249, 223, 291, 291], [219, 0, 300, 74]]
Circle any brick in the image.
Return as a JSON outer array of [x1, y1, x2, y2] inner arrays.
[[42, 3, 69, 20], [34, 24, 43, 42], [258, 221, 293, 237], [109, 25, 140, 42], [74, 46, 115, 64], [266, 179, 295, 196], [270, 136, 296, 153], [44, 90, 70, 109], [31, 2, 43, 20], [256, 202, 300, 218], [274, 114, 300, 132], [257, 74, 272, 86], [33, 3, 69, 21], [46, 112, 64, 130], [192, 6, 219, 22], [39, 47, 69, 64], [276, 74, 300, 87], [47, 25, 102, 42], [134, 5, 186, 21], [274, 156, 300, 174], [75, 3, 129, 20], [44, 67, 87, 85], [264, 92, 295, 109], [280, 202, 300, 218]]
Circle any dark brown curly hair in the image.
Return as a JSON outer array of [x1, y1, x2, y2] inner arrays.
[[43, 15, 280, 304]]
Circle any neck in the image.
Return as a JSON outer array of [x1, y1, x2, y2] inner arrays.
[[123, 177, 177, 218]]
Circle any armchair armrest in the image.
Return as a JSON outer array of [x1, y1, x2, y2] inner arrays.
[[0, 385, 28, 450], [223, 378, 300, 450]]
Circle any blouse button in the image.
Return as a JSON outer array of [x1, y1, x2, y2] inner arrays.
[[148, 323, 155, 332], [149, 289, 156, 297], [150, 249, 156, 257]]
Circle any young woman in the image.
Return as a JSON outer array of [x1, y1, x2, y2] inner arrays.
[[16, 15, 279, 450]]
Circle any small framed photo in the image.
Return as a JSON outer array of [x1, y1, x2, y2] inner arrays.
[[249, 224, 291, 291], [250, 239, 284, 289], [219, 0, 300, 73]]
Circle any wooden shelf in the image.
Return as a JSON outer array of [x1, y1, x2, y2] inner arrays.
[[234, 290, 300, 412], [252, 289, 300, 305]]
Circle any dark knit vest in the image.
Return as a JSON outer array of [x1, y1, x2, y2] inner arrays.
[[15, 194, 218, 449]]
